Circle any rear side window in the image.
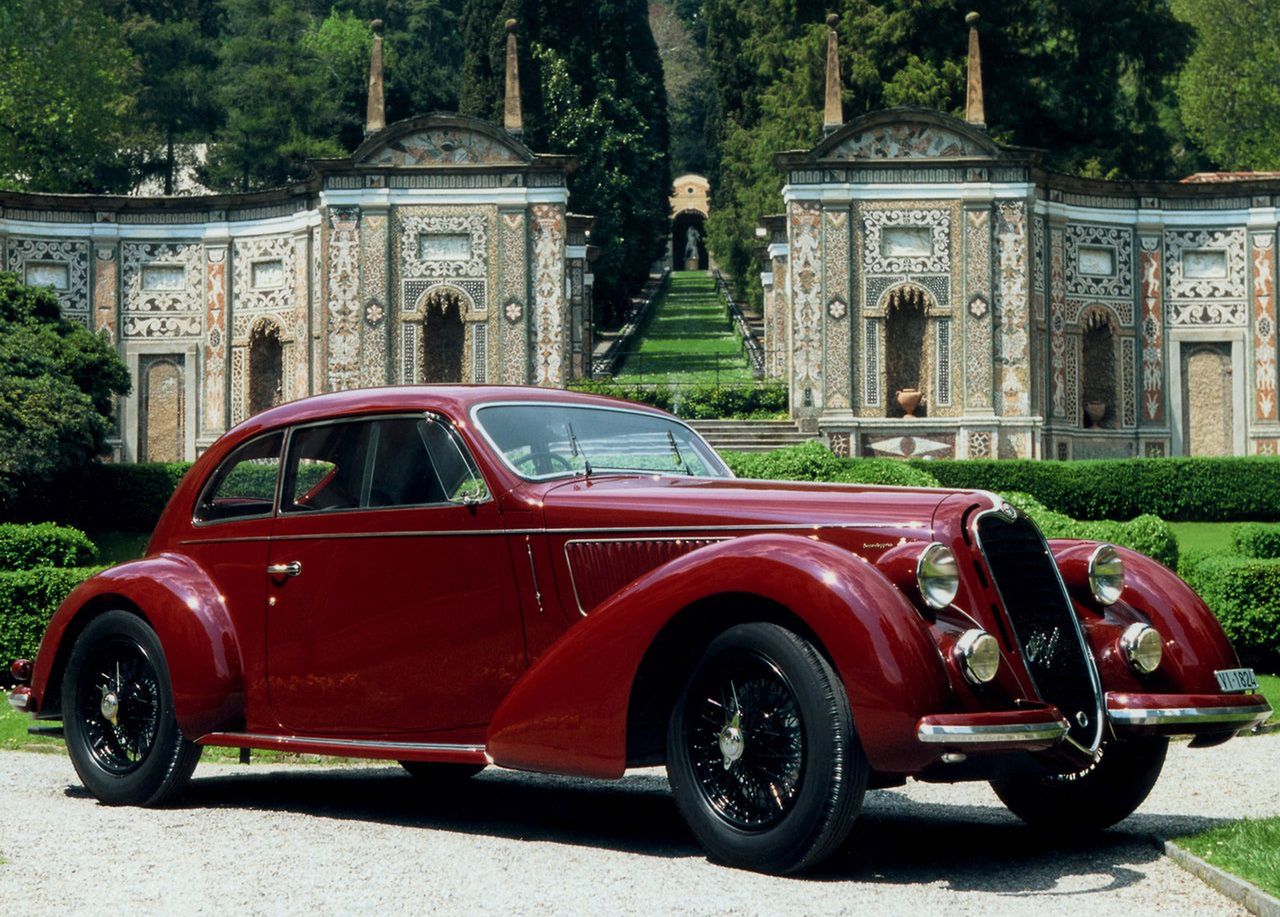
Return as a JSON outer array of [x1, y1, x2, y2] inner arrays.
[[281, 420, 374, 513], [196, 432, 284, 523]]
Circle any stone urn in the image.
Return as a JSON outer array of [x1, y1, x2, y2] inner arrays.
[[1084, 400, 1107, 427], [896, 388, 923, 418]]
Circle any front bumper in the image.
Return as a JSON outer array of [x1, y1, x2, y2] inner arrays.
[[916, 707, 1070, 752], [1106, 691, 1272, 734], [8, 685, 31, 711]]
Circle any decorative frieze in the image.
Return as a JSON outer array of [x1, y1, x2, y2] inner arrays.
[[964, 208, 992, 410], [1050, 225, 1068, 419], [1139, 236, 1164, 421], [790, 201, 823, 408], [203, 248, 228, 435], [360, 212, 389, 387], [6, 237, 90, 325], [995, 201, 1030, 417], [1065, 224, 1134, 301], [325, 208, 361, 392], [1165, 228, 1247, 325], [823, 208, 851, 410], [531, 203, 566, 386], [1252, 233, 1277, 421], [92, 246, 118, 342], [499, 211, 529, 384], [122, 242, 203, 338]]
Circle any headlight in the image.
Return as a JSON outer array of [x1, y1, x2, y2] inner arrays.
[[955, 629, 1000, 684], [917, 543, 959, 609], [1088, 544, 1125, 605], [1119, 623, 1163, 674]]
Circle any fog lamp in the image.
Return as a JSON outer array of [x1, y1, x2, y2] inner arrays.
[[1088, 544, 1125, 605], [955, 629, 1000, 684], [1119, 623, 1163, 675], [917, 543, 959, 610]]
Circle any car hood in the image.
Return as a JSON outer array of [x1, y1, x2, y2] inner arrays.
[[537, 474, 973, 547]]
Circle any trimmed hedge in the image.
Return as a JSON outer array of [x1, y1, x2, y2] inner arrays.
[[1232, 523, 1280, 559], [910, 456, 1280, 522], [724, 442, 940, 487], [10, 463, 191, 531], [0, 523, 96, 571], [0, 566, 104, 664], [1180, 555, 1280, 669], [568, 380, 788, 420], [1002, 492, 1179, 569]]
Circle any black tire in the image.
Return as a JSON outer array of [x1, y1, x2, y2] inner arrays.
[[666, 622, 868, 874], [61, 611, 201, 806], [990, 737, 1168, 832], [398, 761, 486, 782]]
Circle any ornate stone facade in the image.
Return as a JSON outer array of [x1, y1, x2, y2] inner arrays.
[[0, 114, 585, 460], [773, 108, 1280, 458]]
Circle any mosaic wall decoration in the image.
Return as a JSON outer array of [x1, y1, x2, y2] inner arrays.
[[1166, 228, 1247, 325], [93, 246, 117, 342], [531, 203, 566, 386], [790, 201, 823, 407], [1032, 217, 1046, 304], [832, 124, 987, 160], [769, 252, 788, 379], [499, 211, 529, 384], [1064, 224, 1134, 301], [1144, 441, 1167, 458], [230, 234, 306, 422], [1256, 439, 1280, 456], [203, 248, 227, 436], [1122, 337, 1137, 428], [935, 319, 952, 406], [361, 128, 525, 167], [968, 430, 992, 458], [325, 208, 361, 392], [121, 241, 203, 338], [964, 208, 992, 410], [360, 212, 389, 387], [1139, 237, 1164, 421], [827, 432, 851, 458], [1050, 226, 1067, 419], [823, 207, 851, 410], [863, 208, 950, 275], [861, 432, 955, 459], [864, 317, 880, 406], [6, 237, 90, 325], [1252, 233, 1277, 421], [995, 201, 1030, 417], [399, 212, 488, 279]]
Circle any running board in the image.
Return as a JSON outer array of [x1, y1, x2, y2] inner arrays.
[[27, 725, 64, 739], [198, 731, 488, 764]]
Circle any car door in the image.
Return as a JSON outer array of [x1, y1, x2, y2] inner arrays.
[[265, 413, 526, 738]]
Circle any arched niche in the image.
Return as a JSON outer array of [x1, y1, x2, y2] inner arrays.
[[409, 284, 481, 384], [672, 210, 708, 271], [248, 318, 284, 416], [141, 357, 184, 462], [1080, 307, 1120, 429], [881, 283, 935, 418]]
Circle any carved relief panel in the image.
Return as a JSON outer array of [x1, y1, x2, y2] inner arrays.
[[6, 237, 91, 325], [121, 241, 204, 338]]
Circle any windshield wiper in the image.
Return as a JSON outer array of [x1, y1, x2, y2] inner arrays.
[[566, 423, 592, 478], [667, 430, 693, 475]]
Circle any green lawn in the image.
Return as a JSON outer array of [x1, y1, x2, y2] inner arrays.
[[613, 271, 755, 385], [1169, 521, 1237, 555], [1258, 673, 1279, 726], [1175, 817, 1280, 897]]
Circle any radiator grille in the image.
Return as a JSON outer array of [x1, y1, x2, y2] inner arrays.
[[976, 512, 1102, 750]]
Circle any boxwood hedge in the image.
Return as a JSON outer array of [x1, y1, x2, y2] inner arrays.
[[1179, 555, 1280, 669], [568, 380, 788, 420], [724, 442, 939, 487], [1232, 523, 1280, 560], [0, 565, 103, 664], [1001, 492, 1179, 570], [11, 463, 191, 532], [0, 523, 96, 571]]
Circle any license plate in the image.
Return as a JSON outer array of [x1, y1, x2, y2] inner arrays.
[[1215, 667, 1259, 693]]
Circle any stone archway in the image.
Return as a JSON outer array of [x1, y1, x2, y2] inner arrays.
[[248, 319, 284, 416], [421, 286, 466, 383], [672, 210, 708, 271]]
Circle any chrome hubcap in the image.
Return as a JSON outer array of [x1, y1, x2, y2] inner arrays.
[[99, 688, 120, 726], [719, 725, 745, 768]]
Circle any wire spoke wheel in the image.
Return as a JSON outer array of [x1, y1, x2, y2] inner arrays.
[[684, 652, 805, 830], [77, 636, 162, 775]]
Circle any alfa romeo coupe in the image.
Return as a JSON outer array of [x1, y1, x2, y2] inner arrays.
[[8, 386, 1271, 873]]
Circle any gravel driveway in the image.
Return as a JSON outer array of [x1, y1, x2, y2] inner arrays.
[[1, 734, 1276, 916]]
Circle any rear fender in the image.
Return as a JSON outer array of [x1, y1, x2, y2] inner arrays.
[[486, 534, 950, 778], [29, 554, 244, 739]]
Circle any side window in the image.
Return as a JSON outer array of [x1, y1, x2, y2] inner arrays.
[[366, 416, 489, 509], [282, 420, 374, 513], [196, 432, 284, 523]]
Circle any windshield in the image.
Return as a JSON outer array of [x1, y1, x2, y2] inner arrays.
[[473, 403, 732, 481]]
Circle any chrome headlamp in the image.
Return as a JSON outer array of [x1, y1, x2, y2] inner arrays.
[[955, 629, 1001, 684], [917, 543, 959, 609], [1119, 622, 1163, 674], [1087, 544, 1125, 605]]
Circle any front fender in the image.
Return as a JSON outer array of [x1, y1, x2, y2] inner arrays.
[[486, 534, 950, 778], [29, 554, 244, 739]]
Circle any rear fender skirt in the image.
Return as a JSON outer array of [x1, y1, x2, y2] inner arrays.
[[485, 534, 950, 779], [28, 555, 244, 739], [1050, 542, 1241, 695]]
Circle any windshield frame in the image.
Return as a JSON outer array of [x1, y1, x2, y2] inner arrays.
[[469, 400, 733, 482]]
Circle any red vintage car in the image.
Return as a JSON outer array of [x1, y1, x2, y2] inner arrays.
[[8, 386, 1272, 873]]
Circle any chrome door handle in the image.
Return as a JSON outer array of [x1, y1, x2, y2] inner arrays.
[[267, 561, 302, 577]]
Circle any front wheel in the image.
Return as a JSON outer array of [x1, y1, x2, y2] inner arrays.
[[990, 737, 1168, 832], [62, 611, 201, 806], [666, 622, 868, 874]]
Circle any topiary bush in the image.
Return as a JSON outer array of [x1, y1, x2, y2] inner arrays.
[[0, 523, 96, 571], [0, 565, 104, 663], [1002, 492, 1179, 569], [1180, 555, 1280, 670], [1232, 523, 1280, 559]]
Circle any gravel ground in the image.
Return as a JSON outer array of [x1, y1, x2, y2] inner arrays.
[[1, 734, 1276, 916]]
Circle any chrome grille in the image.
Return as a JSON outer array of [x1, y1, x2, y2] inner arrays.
[[975, 512, 1103, 750]]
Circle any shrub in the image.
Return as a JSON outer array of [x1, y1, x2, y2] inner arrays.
[[913, 456, 1280, 521], [567, 380, 788, 419], [0, 565, 103, 663], [11, 462, 191, 531], [0, 523, 96, 570], [1232, 523, 1280, 559], [1002, 492, 1178, 569], [1181, 555, 1280, 669], [724, 442, 941, 487]]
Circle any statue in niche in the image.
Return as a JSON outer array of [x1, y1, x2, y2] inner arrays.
[[684, 226, 702, 264]]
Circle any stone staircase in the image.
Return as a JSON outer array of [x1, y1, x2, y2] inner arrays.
[[689, 419, 815, 453]]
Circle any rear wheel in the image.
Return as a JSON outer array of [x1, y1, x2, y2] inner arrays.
[[990, 737, 1168, 832], [666, 622, 867, 874], [61, 611, 201, 806], [398, 761, 486, 782]]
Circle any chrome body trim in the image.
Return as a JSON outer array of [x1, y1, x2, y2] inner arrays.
[[526, 539, 544, 615], [917, 718, 1071, 744], [1106, 703, 1273, 727], [201, 732, 487, 754]]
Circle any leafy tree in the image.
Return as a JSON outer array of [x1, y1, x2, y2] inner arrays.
[[650, 0, 710, 174], [0, 273, 131, 511], [0, 0, 137, 192], [203, 0, 345, 191], [1174, 0, 1280, 171], [304, 9, 373, 151]]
